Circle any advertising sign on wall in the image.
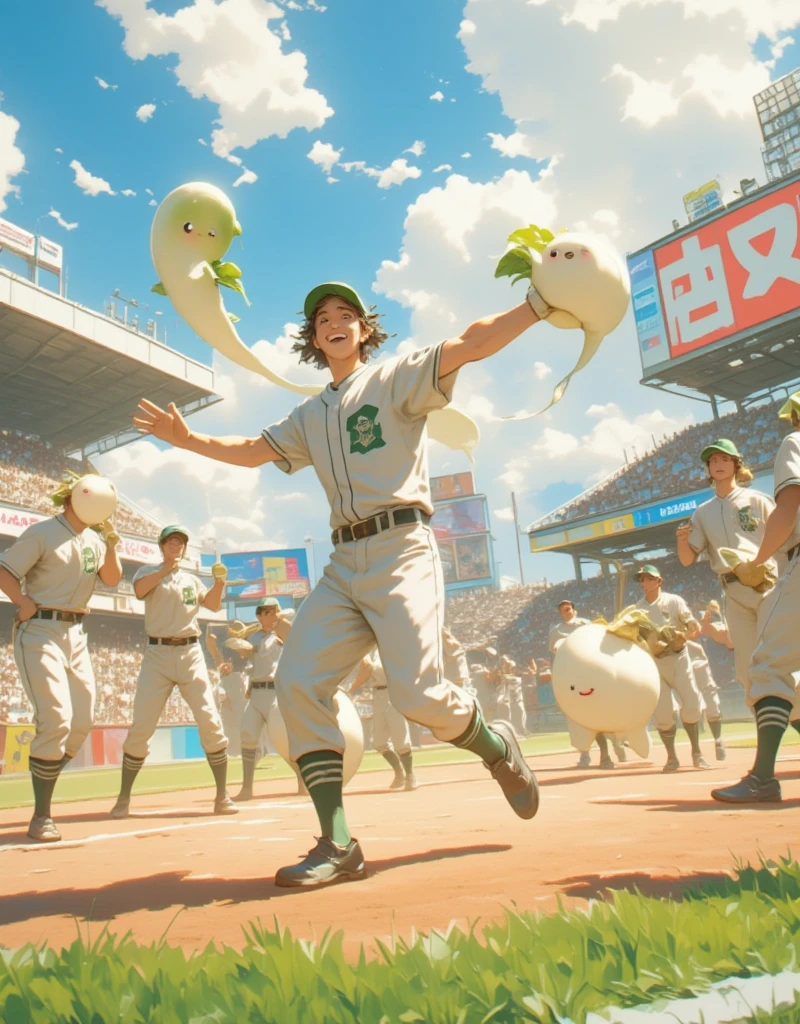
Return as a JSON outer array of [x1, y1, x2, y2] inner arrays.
[[221, 548, 310, 599], [629, 174, 800, 371], [431, 472, 474, 502], [432, 496, 488, 540]]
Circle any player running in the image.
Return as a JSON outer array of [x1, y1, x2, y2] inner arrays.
[[133, 280, 549, 887]]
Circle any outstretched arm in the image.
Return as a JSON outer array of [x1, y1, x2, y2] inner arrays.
[[753, 486, 800, 565], [438, 302, 539, 378], [134, 399, 280, 468]]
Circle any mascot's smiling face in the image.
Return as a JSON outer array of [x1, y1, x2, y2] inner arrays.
[[552, 623, 660, 733], [153, 182, 241, 266], [529, 231, 630, 333]]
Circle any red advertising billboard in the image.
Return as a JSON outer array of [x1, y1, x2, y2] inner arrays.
[[432, 496, 487, 540], [431, 472, 474, 502], [653, 175, 800, 360]]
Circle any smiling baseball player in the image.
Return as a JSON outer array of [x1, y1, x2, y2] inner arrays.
[[712, 394, 800, 803], [0, 475, 122, 842], [676, 439, 778, 732], [134, 280, 547, 887], [109, 525, 238, 818], [635, 564, 709, 771]]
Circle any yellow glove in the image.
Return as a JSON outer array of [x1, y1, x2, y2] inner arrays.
[[733, 561, 776, 593], [100, 519, 121, 548], [211, 561, 228, 582]]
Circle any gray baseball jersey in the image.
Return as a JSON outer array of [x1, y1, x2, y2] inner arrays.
[[636, 593, 693, 630], [548, 617, 589, 654], [774, 433, 800, 549], [0, 514, 105, 611], [265, 342, 475, 763], [263, 344, 455, 529], [688, 488, 777, 574], [132, 565, 207, 637], [250, 630, 282, 680]]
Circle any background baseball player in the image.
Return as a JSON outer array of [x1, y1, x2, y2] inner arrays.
[[0, 475, 121, 842], [234, 597, 285, 801], [350, 647, 418, 790], [635, 564, 708, 771], [217, 643, 250, 758], [676, 439, 779, 732], [549, 600, 620, 769], [109, 525, 238, 818], [134, 279, 547, 888], [686, 634, 726, 760], [713, 393, 800, 803]]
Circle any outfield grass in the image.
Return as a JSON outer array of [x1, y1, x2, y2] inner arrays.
[[1, 855, 799, 1022], [1, 722, 795, 811]]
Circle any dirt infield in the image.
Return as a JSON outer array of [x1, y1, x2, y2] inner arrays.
[[1, 743, 798, 956]]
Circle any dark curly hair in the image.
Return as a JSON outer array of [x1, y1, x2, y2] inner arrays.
[[291, 294, 391, 370]]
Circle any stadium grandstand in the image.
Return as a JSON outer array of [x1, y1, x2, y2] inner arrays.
[[0, 265, 226, 729]]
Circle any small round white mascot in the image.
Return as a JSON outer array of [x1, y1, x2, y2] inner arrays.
[[552, 623, 660, 759], [69, 475, 118, 526]]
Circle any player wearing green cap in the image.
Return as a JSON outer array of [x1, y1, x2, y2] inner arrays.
[[712, 394, 800, 802], [109, 526, 238, 818], [134, 279, 549, 887], [635, 564, 708, 771], [676, 437, 780, 755]]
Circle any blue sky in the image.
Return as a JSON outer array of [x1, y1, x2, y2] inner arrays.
[[2, 0, 800, 590]]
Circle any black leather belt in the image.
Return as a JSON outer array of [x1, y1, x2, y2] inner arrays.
[[720, 572, 738, 586], [32, 609, 84, 623], [250, 681, 274, 689], [374, 685, 387, 690], [789, 544, 800, 562], [149, 636, 199, 646], [332, 507, 431, 545]]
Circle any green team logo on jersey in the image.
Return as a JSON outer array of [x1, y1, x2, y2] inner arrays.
[[738, 507, 759, 532], [346, 404, 387, 455], [182, 586, 197, 606], [81, 547, 98, 574]]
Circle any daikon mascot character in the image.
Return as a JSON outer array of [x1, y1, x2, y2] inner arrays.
[[495, 224, 631, 415], [150, 182, 479, 459], [552, 623, 660, 758]]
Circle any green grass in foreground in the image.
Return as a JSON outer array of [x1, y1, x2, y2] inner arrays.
[[1, 854, 799, 1023], [3, 721, 790, 810]]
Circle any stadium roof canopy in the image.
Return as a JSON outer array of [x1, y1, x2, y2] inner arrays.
[[0, 268, 222, 456]]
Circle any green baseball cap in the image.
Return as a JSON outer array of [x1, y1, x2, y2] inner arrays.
[[635, 564, 662, 579], [778, 391, 800, 420], [159, 524, 190, 544], [303, 282, 368, 320], [256, 597, 280, 612], [700, 438, 742, 463]]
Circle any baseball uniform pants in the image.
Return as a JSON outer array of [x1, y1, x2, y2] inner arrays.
[[723, 580, 777, 697], [508, 682, 527, 736], [371, 687, 411, 754], [220, 671, 248, 757], [275, 523, 475, 762], [123, 645, 227, 759], [748, 553, 800, 716], [13, 618, 95, 761], [687, 644, 721, 721], [652, 648, 702, 732], [240, 686, 277, 750]]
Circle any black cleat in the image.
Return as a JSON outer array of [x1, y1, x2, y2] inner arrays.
[[711, 773, 781, 804], [484, 721, 539, 819], [109, 800, 130, 820], [275, 837, 367, 888], [389, 772, 405, 790], [662, 757, 680, 773]]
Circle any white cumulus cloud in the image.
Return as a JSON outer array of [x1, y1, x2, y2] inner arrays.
[[48, 208, 78, 231], [430, 90, 445, 101], [95, 76, 118, 90], [121, 188, 137, 197], [136, 103, 156, 122], [98, 0, 334, 163], [488, 131, 537, 158], [404, 140, 426, 157], [376, 158, 422, 189], [0, 110, 25, 213], [233, 167, 258, 187], [433, 164, 452, 173], [69, 159, 117, 197], [307, 140, 342, 174]]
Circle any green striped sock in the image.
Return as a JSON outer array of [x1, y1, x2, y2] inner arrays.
[[451, 705, 507, 765], [297, 751, 351, 847], [752, 697, 792, 781], [29, 757, 63, 818], [206, 747, 228, 799]]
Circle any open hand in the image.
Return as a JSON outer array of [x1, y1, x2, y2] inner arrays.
[[134, 399, 191, 447]]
